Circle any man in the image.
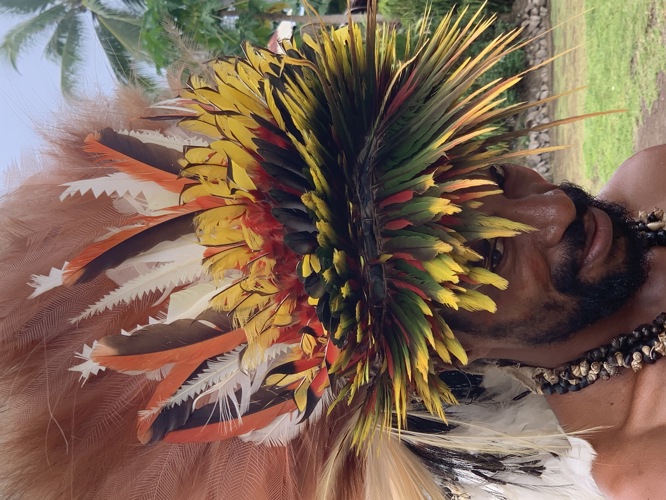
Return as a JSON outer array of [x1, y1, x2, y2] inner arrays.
[[452, 147, 666, 499], [0, 7, 652, 499]]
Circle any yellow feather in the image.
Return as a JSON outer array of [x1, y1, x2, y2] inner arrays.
[[467, 266, 509, 290], [206, 246, 253, 275], [178, 119, 220, 139], [210, 140, 259, 172], [442, 335, 468, 364]]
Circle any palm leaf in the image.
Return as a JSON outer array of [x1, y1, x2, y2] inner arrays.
[[117, 0, 146, 10], [92, 13, 155, 89], [55, 13, 85, 94], [0, 0, 51, 15], [0, 4, 67, 68]]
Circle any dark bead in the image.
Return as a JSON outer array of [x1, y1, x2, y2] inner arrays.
[[646, 231, 657, 243], [561, 368, 572, 380], [648, 212, 660, 222], [638, 221, 648, 231], [569, 383, 582, 392], [542, 385, 555, 396], [579, 377, 590, 388], [644, 355, 657, 364], [610, 337, 621, 349], [657, 231, 666, 246], [625, 354, 634, 366], [554, 384, 568, 395], [590, 349, 603, 361], [640, 324, 652, 336], [599, 346, 609, 357], [656, 313, 666, 325], [652, 325, 662, 334]]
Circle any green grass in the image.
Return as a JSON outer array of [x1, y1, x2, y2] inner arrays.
[[552, 0, 666, 187]]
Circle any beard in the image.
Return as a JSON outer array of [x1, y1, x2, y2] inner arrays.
[[524, 182, 649, 344]]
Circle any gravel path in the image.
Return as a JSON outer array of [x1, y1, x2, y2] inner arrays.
[[512, 0, 554, 180]]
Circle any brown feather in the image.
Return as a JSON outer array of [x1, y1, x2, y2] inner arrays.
[[96, 127, 185, 176]]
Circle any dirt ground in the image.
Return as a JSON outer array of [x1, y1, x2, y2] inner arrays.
[[635, 73, 666, 151]]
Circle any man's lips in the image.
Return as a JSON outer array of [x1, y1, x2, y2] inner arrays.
[[582, 207, 613, 266]]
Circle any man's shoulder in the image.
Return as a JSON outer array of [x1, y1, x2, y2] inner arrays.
[[599, 144, 666, 210], [592, 426, 666, 499]]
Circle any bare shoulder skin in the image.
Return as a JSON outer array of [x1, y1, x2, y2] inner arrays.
[[573, 145, 666, 499], [455, 145, 666, 499], [599, 144, 666, 208]]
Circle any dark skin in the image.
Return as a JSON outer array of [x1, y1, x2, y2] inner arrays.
[[454, 145, 666, 499]]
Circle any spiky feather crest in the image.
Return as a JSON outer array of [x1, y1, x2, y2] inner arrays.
[[50, 7, 547, 448]]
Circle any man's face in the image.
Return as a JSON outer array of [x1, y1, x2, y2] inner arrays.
[[450, 164, 649, 346]]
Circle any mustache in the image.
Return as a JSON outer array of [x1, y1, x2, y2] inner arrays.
[[559, 182, 594, 218], [553, 183, 603, 292], [553, 181, 639, 294], [559, 182, 592, 254]]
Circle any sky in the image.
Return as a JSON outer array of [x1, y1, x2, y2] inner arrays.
[[0, 14, 118, 180]]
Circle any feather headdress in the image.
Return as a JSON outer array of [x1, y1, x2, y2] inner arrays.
[[0, 4, 601, 499], [72, 6, 540, 446]]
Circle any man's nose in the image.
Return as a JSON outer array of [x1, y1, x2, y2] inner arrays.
[[481, 188, 576, 248]]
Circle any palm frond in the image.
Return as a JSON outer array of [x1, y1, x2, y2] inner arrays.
[[92, 15, 155, 89], [55, 13, 85, 95], [0, 4, 67, 68], [0, 0, 51, 15]]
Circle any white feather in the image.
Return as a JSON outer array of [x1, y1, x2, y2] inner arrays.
[[73, 259, 205, 322], [60, 172, 180, 212], [73, 236, 208, 321], [148, 100, 203, 117], [240, 409, 301, 446], [121, 235, 202, 266], [122, 128, 209, 149], [139, 355, 251, 423], [154, 342, 296, 424], [69, 341, 106, 382], [167, 347, 247, 410], [240, 387, 334, 446], [165, 272, 242, 323], [28, 264, 66, 298], [196, 342, 295, 415], [103, 235, 204, 286]]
